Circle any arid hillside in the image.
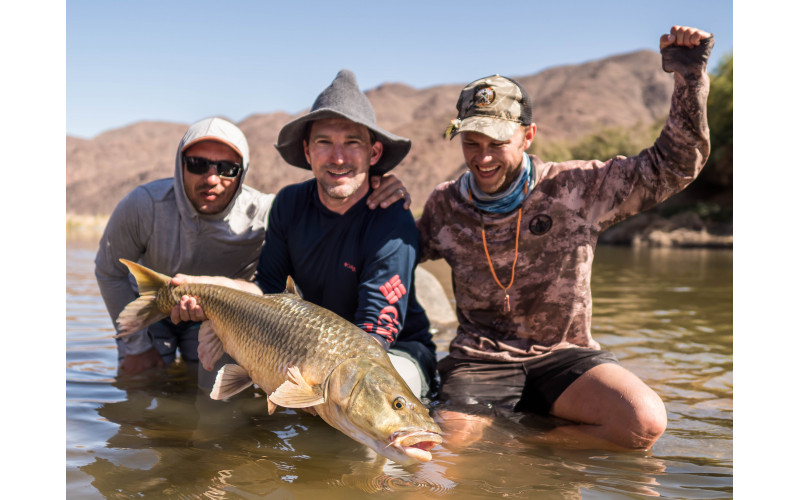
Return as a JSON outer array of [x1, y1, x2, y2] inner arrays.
[[67, 49, 675, 217]]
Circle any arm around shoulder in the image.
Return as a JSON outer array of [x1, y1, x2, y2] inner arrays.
[[415, 184, 453, 263]]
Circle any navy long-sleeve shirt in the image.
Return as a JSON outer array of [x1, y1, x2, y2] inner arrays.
[[254, 179, 434, 354]]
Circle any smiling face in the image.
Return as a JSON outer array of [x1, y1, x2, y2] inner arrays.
[[182, 140, 242, 214], [303, 118, 383, 214], [459, 124, 536, 195]]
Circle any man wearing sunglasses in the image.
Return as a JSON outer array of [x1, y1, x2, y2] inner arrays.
[[95, 116, 411, 381], [171, 71, 437, 402]]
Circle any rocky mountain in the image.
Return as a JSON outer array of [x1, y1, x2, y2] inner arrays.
[[67, 49, 675, 216]]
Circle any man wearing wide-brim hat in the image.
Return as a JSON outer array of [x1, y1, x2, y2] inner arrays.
[[274, 70, 411, 183], [263, 69, 436, 400], [168, 70, 437, 401]]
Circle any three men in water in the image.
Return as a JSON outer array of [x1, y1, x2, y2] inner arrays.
[[106, 24, 713, 452]]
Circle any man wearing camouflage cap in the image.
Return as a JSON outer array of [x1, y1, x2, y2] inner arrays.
[[417, 26, 713, 450]]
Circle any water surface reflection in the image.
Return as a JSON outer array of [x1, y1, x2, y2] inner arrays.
[[66, 237, 732, 498]]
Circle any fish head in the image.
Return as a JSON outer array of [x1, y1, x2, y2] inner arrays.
[[322, 356, 443, 465]]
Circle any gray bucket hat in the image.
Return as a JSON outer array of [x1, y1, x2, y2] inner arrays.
[[274, 69, 411, 175]]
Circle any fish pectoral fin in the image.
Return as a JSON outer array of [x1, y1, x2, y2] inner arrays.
[[210, 364, 253, 400], [198, 321, 224, 371], [268, 365, 325, 409]]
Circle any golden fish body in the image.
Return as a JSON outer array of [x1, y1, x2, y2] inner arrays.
[[115, 259, 442, 464]]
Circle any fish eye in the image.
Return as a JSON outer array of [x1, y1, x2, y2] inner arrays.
[[392, 397, 406, 410]]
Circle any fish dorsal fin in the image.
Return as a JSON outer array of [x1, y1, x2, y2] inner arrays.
[[115, 259, 172, 336], [284, 276, 302, 297], [197, 321, 225, 372], [210, 364, 253, 400], [268, 365, 324, 409]]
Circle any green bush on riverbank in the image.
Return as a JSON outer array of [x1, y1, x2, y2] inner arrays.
[[529, 52, 734, 234], [69, 55, 733, 247]]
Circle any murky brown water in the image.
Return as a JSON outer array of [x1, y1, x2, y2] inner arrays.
[[66, 234, 732, 499]]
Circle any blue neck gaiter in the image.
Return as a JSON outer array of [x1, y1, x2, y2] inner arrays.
[[460, 154, 532, 214]]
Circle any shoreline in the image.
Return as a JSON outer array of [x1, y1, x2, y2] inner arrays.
[[66, 213, 733, 249], [597, 211, 733, 249]]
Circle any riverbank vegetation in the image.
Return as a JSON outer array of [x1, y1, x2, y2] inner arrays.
[[68, 54, 733, 248], [529, 53, 733, 247]]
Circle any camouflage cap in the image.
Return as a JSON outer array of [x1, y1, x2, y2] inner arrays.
[[444, 75, 533, 141]]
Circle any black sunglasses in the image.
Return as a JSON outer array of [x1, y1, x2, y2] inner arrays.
[[183, 155, 242, 178]]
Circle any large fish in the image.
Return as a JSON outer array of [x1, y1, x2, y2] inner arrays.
[[115, 259, 442, 465]]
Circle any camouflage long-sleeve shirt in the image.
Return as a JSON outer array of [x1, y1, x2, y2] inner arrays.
[[417, 37, 713, 362]]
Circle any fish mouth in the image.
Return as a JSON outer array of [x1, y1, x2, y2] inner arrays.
[[388, 429, 443, 463]]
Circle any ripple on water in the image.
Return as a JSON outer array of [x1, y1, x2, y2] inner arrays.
[[66, 239, 733, 499]]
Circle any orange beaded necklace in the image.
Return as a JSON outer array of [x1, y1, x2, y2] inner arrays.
[[469, 180, 528, 313]]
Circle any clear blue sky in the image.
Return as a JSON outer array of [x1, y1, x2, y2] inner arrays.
[[66, 0, 733, 139]]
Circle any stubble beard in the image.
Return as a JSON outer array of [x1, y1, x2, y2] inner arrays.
[[318, 164, 367, 201], [187, 182, 232, 214]]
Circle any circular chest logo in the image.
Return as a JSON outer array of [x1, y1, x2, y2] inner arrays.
[[529, 214, 552, 235], [474, 86, 496, 107]]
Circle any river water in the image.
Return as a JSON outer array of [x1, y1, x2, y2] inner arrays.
[[66, 234, 732, 499]]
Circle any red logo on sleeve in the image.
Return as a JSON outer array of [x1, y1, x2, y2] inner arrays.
[[361, 306, 400, 343], [379, 275, 407, 304]]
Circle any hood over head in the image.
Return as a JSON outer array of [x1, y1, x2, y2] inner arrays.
[[174, 117, 251, 221]]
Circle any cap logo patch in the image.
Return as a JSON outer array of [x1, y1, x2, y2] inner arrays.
[[474, 86, 496, 107]]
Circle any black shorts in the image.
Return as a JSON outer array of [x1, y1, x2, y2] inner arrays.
[[437, 348, 619, 415]]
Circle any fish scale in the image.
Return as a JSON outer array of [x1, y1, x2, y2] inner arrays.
[[161, 282, 387, 393], [116, 259, 442, 465]]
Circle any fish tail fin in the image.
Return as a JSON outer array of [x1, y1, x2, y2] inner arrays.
[[115, 259, 172, 337], [120, 258, 172, 295]]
